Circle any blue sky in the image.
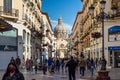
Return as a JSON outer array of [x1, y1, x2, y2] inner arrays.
[[42, 0, 83, 33]]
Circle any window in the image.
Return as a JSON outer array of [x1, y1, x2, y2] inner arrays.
[[27, 33, 30, 45], [23, 30, 26, 44], [60, 44, 64, 48], [22, 5, 24, 19], [4, 0, 12, 13], [108, 26, 120, 41], [109, 33, 120, 41], [0, 29, 17, 51]]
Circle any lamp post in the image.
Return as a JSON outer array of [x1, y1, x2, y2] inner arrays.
[[89, 0, 117, 80], [100, 0, 106, 70], [89, 1, 107, 70]]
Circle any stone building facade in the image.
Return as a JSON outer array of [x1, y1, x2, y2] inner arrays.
[[72, 0, 120, 68]]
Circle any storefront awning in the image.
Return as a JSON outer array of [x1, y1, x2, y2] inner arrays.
[[0, 19, 13, 32], [108, 26, 120, 34], [108, 46, 120, 50]]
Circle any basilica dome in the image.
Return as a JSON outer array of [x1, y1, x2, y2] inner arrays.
[[54, 18, 66, 32]]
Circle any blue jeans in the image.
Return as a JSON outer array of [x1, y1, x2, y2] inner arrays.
[[80, 67, 85, 76], [61, 64, 64, 71], [90, 67, 94, 76]]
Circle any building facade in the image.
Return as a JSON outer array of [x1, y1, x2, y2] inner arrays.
[[71, 11, 83, 58], [0, 0, 54, 69], [72, 0, 120, 68], [40, 12, 55, 61]]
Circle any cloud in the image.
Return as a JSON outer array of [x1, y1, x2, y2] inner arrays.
[[51, 20, 72, 34]]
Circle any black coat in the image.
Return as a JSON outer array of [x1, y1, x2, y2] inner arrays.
[[66, 59, 77, 72], [2, 72, 24, 80]]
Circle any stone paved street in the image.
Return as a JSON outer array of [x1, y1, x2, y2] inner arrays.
[[0, 68, 120, 80], [0, 69, 95, 80], [22, 69, 95, 80], [22, 72, 94, 80]]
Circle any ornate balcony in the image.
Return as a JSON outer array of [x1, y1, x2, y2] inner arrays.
[[0, 6, 19, 19]]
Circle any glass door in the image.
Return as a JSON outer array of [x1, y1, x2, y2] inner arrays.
[[114, 51, 120, 68]]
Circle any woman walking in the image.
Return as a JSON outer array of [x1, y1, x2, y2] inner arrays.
[[2, 62, 24, 80]]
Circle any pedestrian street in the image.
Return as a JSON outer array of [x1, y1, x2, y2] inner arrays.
[[20, 68, 120, 80], [1, 68, 120, 80], [0, 69, 96, 80]]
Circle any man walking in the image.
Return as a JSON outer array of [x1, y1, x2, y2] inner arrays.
[[66, 56, 77, 80]]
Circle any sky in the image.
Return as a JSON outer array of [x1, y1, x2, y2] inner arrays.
[[42, 0, 83, 33]]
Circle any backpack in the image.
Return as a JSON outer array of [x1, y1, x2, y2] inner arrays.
[[79, 59, 86, 67]]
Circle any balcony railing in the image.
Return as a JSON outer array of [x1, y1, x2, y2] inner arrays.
[[0, 6, 19, 18], [23, 0, 27, 2], [116, 6, 120, 17]]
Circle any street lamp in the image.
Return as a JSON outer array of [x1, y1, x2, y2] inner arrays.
[[89, 0, 117, 80]]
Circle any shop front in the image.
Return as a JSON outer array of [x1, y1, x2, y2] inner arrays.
[[108, 46, 120, 68], [108, 26, 120, 68]]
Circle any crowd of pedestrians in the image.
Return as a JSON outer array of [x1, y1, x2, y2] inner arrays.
[[29, 56, 105, 80], [2, 55, 106, 80]]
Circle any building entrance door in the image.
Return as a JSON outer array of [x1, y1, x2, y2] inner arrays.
[[114, 51, 120, 68]]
